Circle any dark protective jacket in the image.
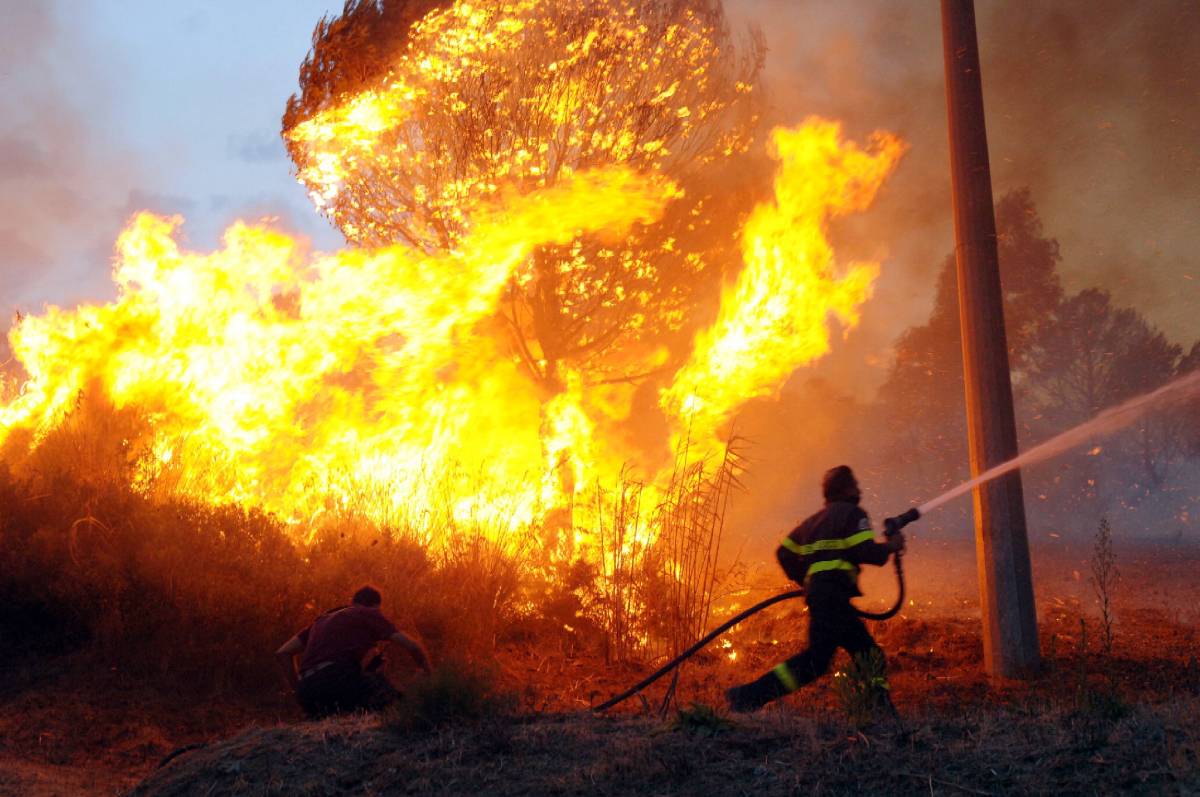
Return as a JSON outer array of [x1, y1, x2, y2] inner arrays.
[[775, 500, 892, 597]]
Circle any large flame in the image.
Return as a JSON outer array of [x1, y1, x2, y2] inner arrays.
[[0, 0, 903, 556], [1, 168, 677, 537], [664, 121, 905, 450]]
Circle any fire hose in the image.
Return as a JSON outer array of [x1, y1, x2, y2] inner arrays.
[[593, 508, 920, 712]]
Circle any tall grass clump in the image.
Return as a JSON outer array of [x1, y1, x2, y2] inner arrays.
[[652, 435, 743, 659], [1091, 515, 1120, 656], [832, 648, 891, 726], [1071, 517, 1128, 722], [581, 436, 742, 671], [0, 396, 534, 697], [589, 469, 656, 663]]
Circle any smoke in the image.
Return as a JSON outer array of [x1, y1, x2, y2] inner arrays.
[[0, 2, 139, 321], [725, 1, 1200, 362], [716, 1, 1200, 557]]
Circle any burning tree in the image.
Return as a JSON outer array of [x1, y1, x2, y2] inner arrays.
[[283, 0, 765, 391], [0, 0, 904, 610], [0, 0, 905, 665]]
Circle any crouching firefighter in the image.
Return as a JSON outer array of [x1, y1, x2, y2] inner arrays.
[[726, 466, 907, 713], [276, 585, 432, 719]]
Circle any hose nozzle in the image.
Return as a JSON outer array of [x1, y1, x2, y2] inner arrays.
[[883, 507, 921, 537]]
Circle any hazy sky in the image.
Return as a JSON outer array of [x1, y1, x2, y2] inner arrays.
[[2, 1, 1198, 390], [0, 0, 342, 319]]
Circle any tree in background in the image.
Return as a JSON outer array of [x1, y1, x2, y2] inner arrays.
[[877, 187, 1198, 536], [1023, 288, 1185, 514], [283, 0, 764, 393], [1177, 342, 1200, 453], [876, 188, 1063, 497]]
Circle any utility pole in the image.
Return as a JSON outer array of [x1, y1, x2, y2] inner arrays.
[[940, 0, 1040, 677]]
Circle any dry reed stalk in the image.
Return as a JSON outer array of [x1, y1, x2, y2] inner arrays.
[[592, 468, 651, 663], [654, 432, 744, 660]]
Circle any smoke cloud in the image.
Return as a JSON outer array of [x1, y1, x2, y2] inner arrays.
[[725, 1, 1200, 369], [719, 0, 1200, 554], [0, 2, 143, 321]]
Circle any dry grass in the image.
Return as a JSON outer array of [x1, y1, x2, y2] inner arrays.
[[653, 434, 743, 659], [589, 467, 655, 663], [382, 660, 516, 732], [583, 435, 742, 667], [0, 455, 530, 698], [2, 597, 1197, 796], [126, 693, 1200, 796], [2, 402, 1199, 794], [0, 396, 743, 693]]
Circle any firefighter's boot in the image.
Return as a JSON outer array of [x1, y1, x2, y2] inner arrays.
[[726, 667, 792, 713]]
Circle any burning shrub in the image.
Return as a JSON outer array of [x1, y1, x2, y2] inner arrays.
[[0, 400, 539, 694]]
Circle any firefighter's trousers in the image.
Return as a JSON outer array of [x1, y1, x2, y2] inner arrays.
[[727, 582, 886, 711]]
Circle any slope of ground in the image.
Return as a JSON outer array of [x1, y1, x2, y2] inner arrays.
[[3, 586, 1198, 795], [130, 698, 1200, 796]]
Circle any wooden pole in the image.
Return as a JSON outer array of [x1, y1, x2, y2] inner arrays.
[[941, 0, 1040, 677]]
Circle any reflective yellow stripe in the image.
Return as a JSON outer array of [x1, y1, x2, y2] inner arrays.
[[773, 663, 799, 692], [802, 529, 875, 554], [780, 537, 805, 555], [779, 529, 875, 557], [804, 559, 857, 582], [871, 676, 890, 691]]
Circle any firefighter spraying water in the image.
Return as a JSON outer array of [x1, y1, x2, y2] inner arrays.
[[725, 466, 910, 712], [595, 366, 1200, 713], [595, 466, 921, 713]]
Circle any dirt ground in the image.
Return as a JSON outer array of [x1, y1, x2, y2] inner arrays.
[[2, 549, 1199, 796], [128, 699, 1200, 796], [0, 660, 286, 796], [0, 537, 1195, 792]]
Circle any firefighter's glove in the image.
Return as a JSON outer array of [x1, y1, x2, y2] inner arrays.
[[885, 532, 906, 554]]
